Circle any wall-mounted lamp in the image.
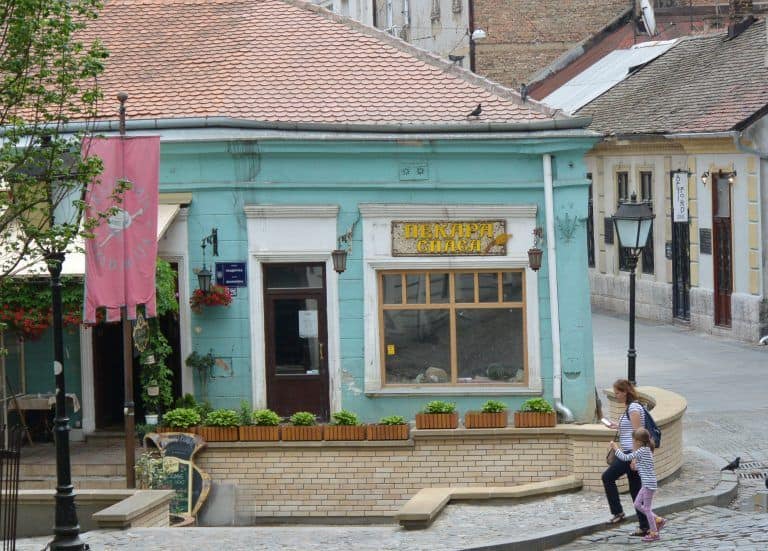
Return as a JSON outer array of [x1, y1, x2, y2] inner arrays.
[[332, 214, 360, 274], [726, 169, 737, 184], [701, 171, 710, 185], [197, 228, 218, 292], [701, 168, 737, 185], [527, 227, 544, 271]]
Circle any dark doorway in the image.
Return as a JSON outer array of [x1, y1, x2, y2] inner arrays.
[[671, 173, 690, 320], [92, 322, 130, 430], [712, 175, 733, 326], [264, 263, 330, 420]]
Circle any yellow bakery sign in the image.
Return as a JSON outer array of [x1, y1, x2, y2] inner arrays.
[[391, 220, 509, 256]]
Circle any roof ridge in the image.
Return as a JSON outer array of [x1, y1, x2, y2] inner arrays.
[[279, 0, 563, 120]]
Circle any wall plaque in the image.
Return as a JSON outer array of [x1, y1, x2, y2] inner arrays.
[[699, 228, 712, 255], [391, 220, 508, 256]]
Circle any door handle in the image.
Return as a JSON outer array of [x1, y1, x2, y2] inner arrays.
[[319, 343, 325, 361]]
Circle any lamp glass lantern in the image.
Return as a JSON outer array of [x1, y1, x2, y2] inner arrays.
[[331, 249, 348, 274], [612, 193, 655, 254], [197, 266, 212, 293]]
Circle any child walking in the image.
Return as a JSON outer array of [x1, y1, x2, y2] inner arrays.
[[610, 428, 667, 542]]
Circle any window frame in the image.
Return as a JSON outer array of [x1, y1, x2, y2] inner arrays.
[[378, 268, 528, 387]]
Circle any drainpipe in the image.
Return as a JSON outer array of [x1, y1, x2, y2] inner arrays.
[[543, 153, 574, 422]]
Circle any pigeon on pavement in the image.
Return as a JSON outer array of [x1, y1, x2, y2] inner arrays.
[[721, 457, 741, 471]]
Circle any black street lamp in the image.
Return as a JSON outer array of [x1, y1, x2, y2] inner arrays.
[[612, 192, 655, 385], [46, 181, 86, 550]]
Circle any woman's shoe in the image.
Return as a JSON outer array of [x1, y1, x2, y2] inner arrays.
[[631, 528, 649, 537], [642, 531, 660, 542], [655, 517, 666, 531], [608, 512, 625, 524]]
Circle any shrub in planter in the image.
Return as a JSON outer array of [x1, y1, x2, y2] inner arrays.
[[198, 409, 240, 442], [282, 411, 323, 441], [368, 415, 409, 441], [514, 398, 556, 428], [415, 400, 459, 429], [324, 410, 366, 441], [465, 400, 508, 429], [240, 408, 281, 441], [160, 408, 201, 432]]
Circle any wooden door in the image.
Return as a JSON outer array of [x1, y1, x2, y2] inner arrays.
[[712, 175, 732, 327], [670, 173, 690, 320], [264, 263, 330, 420]]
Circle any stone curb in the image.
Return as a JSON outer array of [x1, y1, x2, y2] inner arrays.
[[463, 470, 738, 551]]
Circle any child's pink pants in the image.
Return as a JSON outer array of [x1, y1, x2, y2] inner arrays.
[[633, 487, 657, 532]]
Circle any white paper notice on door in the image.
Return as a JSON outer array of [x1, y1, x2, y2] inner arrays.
[[298, 310, 318, 338]]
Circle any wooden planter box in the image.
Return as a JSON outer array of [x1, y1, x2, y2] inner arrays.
[[323, 425, 367, 441], [156, 426, 197, 434], [367, 424, 409, 440], [465, 411, 508, 429], [281, 425, 324, 441], [197, 426, 239, 442], [513, 411, 557, 428], [239, 425, 280, 441], [415, 412, 459, 430]]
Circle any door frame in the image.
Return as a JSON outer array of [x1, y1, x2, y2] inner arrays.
[[248, 252, 341, 414]]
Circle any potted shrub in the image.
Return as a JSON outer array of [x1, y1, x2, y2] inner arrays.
[[415, 401, 458, 429], [368, 415, 410, 441], [465, 400, 509, 429], [190, 284, 233, 313], [198, 409, 240, 442], [159, 407, 201, 433], [240, 409, 281, 441], [514, 397, 557, 428], [324, 410, 366, 441], [281, 412, 323, 441]]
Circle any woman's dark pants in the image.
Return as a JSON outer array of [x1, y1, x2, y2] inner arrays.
[[602, 457, 649, 531]]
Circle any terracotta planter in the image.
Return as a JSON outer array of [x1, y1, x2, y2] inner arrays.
[[197, 426, 239, 442], [281, 425, 324, 441], [465, 411, 508, 429], [513, 411, 557, 428], [415, 412, 459, 429], [239, 425, 280, 441], [367, 424, 409, 440], [323, 425, 367, 441]]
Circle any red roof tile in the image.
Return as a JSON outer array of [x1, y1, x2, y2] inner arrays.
[[81, 0, 558, 126]]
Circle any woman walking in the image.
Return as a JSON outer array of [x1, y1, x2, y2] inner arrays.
[[610, 428, 667, 542], [601, 379, 650, 536]]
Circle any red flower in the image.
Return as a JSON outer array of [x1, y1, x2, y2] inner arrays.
[[190, 285, 233, 313]]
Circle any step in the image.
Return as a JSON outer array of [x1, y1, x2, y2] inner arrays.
[[20, 476, 127, 490], [21, 462, 125, 478]]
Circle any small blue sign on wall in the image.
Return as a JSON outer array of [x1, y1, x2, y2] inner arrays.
[[215, 262, 247, 287]]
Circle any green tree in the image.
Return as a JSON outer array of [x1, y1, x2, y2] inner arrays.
[[0, 0, 111, 281]]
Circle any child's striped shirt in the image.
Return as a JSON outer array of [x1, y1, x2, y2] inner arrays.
[[615, 446, 657, 490]]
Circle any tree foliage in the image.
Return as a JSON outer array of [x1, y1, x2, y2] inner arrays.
[[0, 0, 111, 280]]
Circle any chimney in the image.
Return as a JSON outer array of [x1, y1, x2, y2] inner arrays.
[[729, 0, 754, 21]]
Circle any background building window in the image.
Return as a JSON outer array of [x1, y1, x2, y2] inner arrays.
[[616, 171, 632, 271], [587, 173, 595, 268], [640, 171, 654, 274], [379, 270, 526, 386]]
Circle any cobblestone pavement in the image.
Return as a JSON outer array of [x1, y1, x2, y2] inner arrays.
[[562, 505, 768, 550], [16, 447, 723, 551]]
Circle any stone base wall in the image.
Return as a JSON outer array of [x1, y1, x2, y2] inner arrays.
[[690, 289, 762, 343], [197, 387, 685, 522], [132, 502, 170, 528]]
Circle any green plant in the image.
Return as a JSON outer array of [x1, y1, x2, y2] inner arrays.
[[161, 407, 201, 429], [252, 409, 281, 426], [174, 393, 197, 409], [422, 400, 457, 414], [185, 350, 216, 400], [519, 398, 555, 413], [135, 423, 151, 441], [135, 452, 169, 490], [331, 410, 360, 426], [238, 400, 253, 426], [194, 400, 212, 421], [203, 409, 240, 427], [289, 411, 317, 426], [481, 400, 508, 413], [379, 415, 406, 425]]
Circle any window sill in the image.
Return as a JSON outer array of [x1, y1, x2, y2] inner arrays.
[[364, 385, 542, 397]]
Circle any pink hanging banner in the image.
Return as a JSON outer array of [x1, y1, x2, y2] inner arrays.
[[83, 136, 160, 323]]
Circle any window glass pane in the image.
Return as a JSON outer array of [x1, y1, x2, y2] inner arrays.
[[274, 298, 320, 375], [455, 273, 475, 303], [405, 273, 427, 304], [382, 274, 403, 304], [383, 310, 451, 384], [715, 179, 730, 218], [502, 272, 523, 302], [456, 308, 524, 384], [477, 272, 498, 302], [265, 265, 324, 289], [429, 273, 449, 303]]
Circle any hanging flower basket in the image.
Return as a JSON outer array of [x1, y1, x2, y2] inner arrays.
[[190, 285, 232, 313]]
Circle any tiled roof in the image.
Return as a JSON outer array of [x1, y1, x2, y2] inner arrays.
[[576, 19, 768, 134], [81, 0, 558, 126]]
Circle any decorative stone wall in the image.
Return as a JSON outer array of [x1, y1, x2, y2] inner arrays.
[[197, 387, 685, 523]]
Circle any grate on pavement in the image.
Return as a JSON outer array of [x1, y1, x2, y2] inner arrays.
[[736, 462, 768, 480]]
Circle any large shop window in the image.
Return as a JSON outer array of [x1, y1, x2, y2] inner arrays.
[[379, 270, 526, 386]]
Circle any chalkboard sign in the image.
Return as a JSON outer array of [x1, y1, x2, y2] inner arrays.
[[604, 217, 614, 245], [164, 458, 191, 514], [700, 228, 712, 255]]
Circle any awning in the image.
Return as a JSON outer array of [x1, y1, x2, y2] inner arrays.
[[3, 194, 188, 277]]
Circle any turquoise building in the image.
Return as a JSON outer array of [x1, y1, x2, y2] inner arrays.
[[5, 0, 600, 432]]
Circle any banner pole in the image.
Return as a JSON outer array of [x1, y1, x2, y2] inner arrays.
[[118, 92, 136, 488]]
